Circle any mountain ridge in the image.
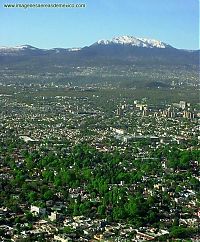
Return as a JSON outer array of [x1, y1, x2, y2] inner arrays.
[[0, 35, 199, 56], [0, 35, 196, 53], [0, 35, 198, 73], [93, 35, 172, 49]]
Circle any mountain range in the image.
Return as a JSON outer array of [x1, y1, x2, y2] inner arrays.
[[0, 35, 198, 87], [0, 35, 198, 62], [0, 35, 196, 55]]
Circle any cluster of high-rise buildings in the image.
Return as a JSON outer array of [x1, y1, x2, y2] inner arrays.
[[116, 100, 198, 119]]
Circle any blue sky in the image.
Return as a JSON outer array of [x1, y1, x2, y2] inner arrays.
[[0, 0, 199, 49]]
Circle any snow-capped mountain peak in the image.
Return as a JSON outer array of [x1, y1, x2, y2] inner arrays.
[[137, 38, 169, 48], [0, 45, 39, 52], [0, 45, 42, 56], [97, 39, 111, 45], [94, 35, 171, 49], [0, 45, 38, 50]]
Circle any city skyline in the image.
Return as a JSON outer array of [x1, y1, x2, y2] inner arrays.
[[0, 0, 199, 50]]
